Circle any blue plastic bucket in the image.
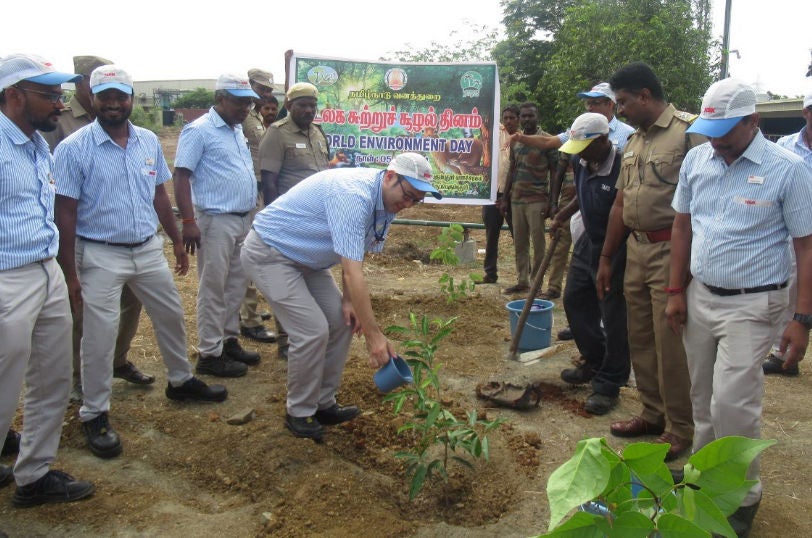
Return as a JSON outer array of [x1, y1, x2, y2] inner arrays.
[[374, 355, 414, 393], [506, 299, 554, 351]]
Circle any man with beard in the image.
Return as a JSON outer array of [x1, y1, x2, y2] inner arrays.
[[174, 74, 261, 377], [46, 55, 156, 402], [258, 81, 330, 360], [0, 53, 94, 506], [54, 66, 227, 459]]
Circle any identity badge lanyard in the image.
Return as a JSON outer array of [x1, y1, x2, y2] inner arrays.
[[370, 172, 389, 248]]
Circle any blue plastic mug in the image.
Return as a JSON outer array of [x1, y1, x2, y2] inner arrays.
[[374, 355, 414, 393]]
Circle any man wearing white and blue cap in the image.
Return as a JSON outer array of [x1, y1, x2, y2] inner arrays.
[[174, 74, 263, 378], [54, 65, 228, 459], [0, 53, 95, 506], [666, 77, 812, 537], [241, 152, 441, 441]]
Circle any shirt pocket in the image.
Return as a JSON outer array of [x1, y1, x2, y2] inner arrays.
[[645, 151, 682, 186]]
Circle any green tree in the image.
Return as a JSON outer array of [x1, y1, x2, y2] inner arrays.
[[387, 23, 500, 63], [173, 87, 214, 109], [495, 0, 715, 133]]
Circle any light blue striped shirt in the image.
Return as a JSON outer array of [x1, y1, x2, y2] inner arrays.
[[54, 121, 171, 243], [253, 168, 394, 270], [673, 131, 812, 288], [174, 107, 256, 214], [557, 116, 636, 151], [776, 127, 812, 169], [0, 111, 59, 270]]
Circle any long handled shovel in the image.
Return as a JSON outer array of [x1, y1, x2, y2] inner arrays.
[[506, 229, 561, 361]]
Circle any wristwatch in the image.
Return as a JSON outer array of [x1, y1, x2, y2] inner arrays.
[[792, 312, 812, 330]]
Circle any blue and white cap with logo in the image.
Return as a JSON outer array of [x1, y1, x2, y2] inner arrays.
[[0, 53, 81, 91], [577, 82, 615, 103], [687, 78, 757, 138], [90, 65, 133, 94], [387, 152, 442, 199], [216, 73, 259, 98]]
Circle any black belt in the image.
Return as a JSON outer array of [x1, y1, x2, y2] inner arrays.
[[227, 211, 250, 217], [704, 281, 788, 296], [79, 236, 152, 248]]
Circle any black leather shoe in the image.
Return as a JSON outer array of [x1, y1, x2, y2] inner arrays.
[[166, 377, 227, 402], [561, 364, 596, 385], [480, 274, 497, 284], [223, 338, 260, 365], [240, 325, 277, 343], [314, 404, 361, 426], [12, 469, 95, 508], [113, 361, 156, 385], [260, 311, 272, 321], [81, 413, 122, 459], [557, 327, 574, 341], [2, 429, 20, 457], [0, 464, 13, 488], [285, 414, 323, 441], [196, 353, 248, 378], [584, 393, 617, 415], [762, 354, 799, 376]]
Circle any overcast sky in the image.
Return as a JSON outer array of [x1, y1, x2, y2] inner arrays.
[[3, 0, 810, 97]]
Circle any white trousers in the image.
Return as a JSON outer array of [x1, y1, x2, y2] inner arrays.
[[683, 280, 787, 506], [241, 230, 352, 417], [0, 259, 71, 486], [77, 236, 192, 421], [195, 212, 251, 357]]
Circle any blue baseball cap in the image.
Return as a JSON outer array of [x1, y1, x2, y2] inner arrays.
[[687, 78, 756, 138], [0, 53, 81, 91]]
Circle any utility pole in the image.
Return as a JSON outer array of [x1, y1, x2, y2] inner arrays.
[[720, 0, 732, 80]]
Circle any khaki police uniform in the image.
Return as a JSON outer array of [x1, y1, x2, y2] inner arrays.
[[258, 116, 329, 196], [242, 108, 266, 183], [41, 97, 92, 153], [616, 104, 701, 440]]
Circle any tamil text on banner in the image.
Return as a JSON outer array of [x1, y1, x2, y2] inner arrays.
[[288, 52, 500, 205]]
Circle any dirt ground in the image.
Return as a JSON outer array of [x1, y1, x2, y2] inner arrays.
[[1, 131, 810, 537]]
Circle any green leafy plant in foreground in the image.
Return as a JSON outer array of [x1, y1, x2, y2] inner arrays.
[[429, 224, 480, 303], [539, 436, 776, 537], [385, 313, 504, 500]]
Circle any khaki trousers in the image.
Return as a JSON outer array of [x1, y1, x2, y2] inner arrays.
[[241, 231, 352, 417], [0, 259, 71, 486], [511, 201, 547, 287], [683, 280, 787, 506], [624, 236, 693, 439], [546, 221, 572, 294], [195, 211, 251, 357]]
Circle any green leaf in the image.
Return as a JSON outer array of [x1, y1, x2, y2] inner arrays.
[[408, 463, 428, 500], [687, 437, 775, 514], [547, 438, 611, 530], [623, 442, 674, 498], [655, 512, 712, 537], [606, 511, 655, 538], [676, 486, 737, 538], [539, 510, 606, 537]]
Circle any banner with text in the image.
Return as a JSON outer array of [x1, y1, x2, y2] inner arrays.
[[289, 53, 499, 204]]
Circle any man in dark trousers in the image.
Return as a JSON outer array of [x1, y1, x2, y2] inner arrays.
[[551, 113, 629, 415]]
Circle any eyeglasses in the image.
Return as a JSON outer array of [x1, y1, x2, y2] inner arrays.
[[13, 86, 66, 104], [396, 177, 423, 204]]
